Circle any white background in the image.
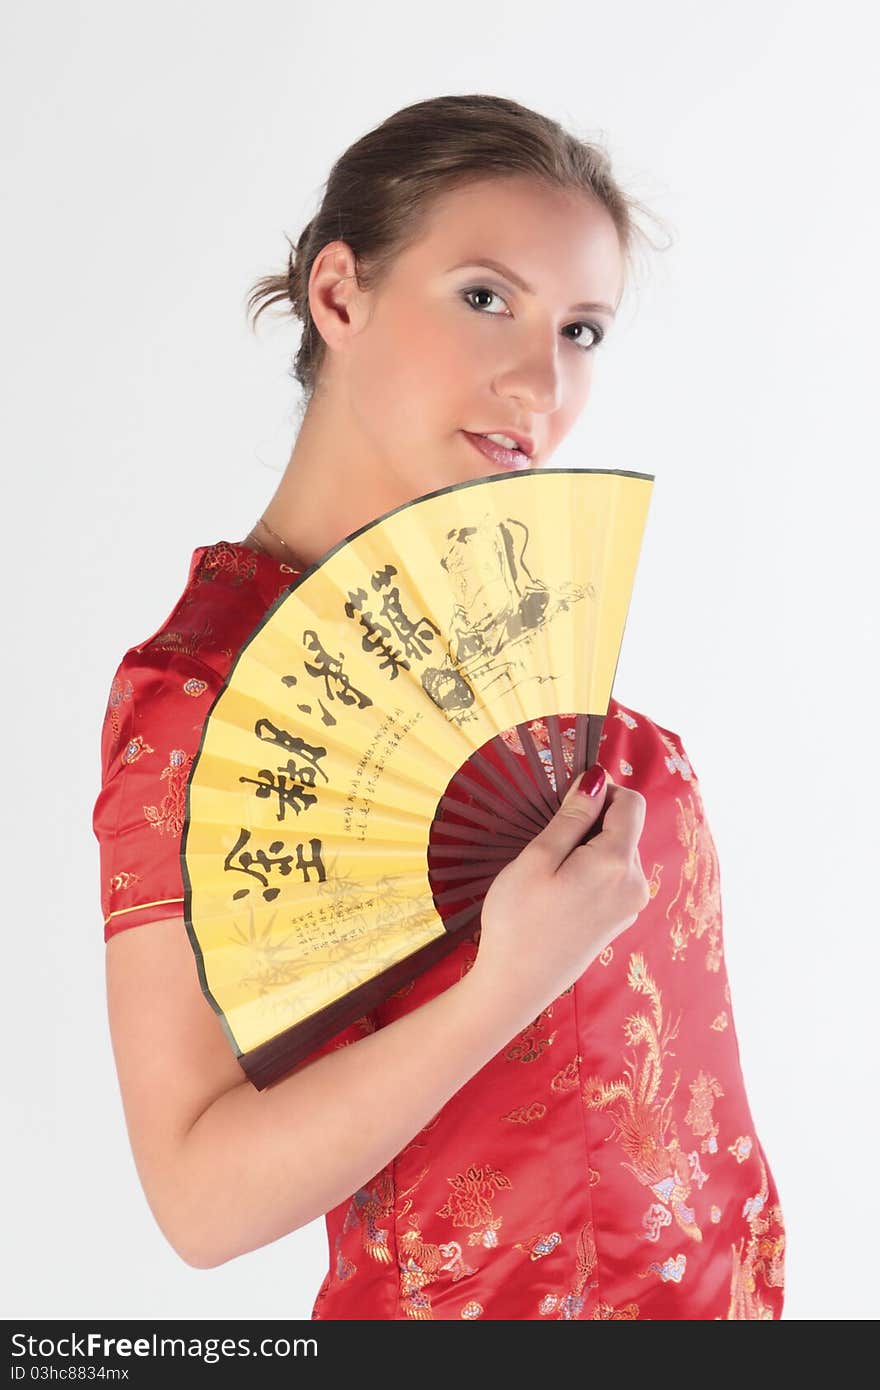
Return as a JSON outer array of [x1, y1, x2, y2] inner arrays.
[[3, 0, 878, 1323]]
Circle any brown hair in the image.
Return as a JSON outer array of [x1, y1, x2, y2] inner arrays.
[[245, 93, 671, 409]]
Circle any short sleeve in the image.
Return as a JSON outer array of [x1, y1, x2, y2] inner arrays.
[[92, 649, 221, 942], [92, 646, 381, 1069]]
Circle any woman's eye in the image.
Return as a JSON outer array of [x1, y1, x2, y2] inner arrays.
[[566, 321, 604, 351], [462, 286, 506, 314], [460, 286, 604, 352]]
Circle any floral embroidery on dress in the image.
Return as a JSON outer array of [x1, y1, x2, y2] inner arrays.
[[590, 1300, 642, 1319], [505, 1020, 557, 1063], [94, 544, 786, 1319], [641, 1203, 673, 1242], [583, 952, 703, 1245], [726, 1154, 785, 1319], [104, 673, 133, 753], [549, 1057, 581, 1093], [330, 1232, 356, 1285], [436, 1162, 512, 1248], [647, 861, 664, 900], [142, 748, 194, 836], [658, 730, 692, 781], [504, 991, 570, 1063], [538, 1220, 598, 1319], [641, 1252, 687, 1284], [148, 621, 216, 660], [195, 541, 260, 587], [516, 1230, 562, 1260], [182, 677, 208, 697], [460, 1300, 483, 1318], [666, 789, 723, 971], [342, 1171, 394, 1265], [728, 1135, 753, 1164], [501, 1101, 548, 1124], [684, 1070, 724, 1155], [108, 870, 142, 895], [122, 734, 154, 765], [398, 1213, 479, 1319], [614, 708, 638, 731]]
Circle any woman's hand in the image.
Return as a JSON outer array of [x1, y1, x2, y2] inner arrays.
[[471, 765, 650, 1013]]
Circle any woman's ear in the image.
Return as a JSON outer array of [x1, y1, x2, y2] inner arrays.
[[307, 241, 370, 351]]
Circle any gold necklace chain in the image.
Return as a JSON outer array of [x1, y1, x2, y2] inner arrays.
[[245, 516, 304, 568]]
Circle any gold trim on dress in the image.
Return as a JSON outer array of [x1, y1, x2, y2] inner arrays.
[[104, 896, 185, 927]]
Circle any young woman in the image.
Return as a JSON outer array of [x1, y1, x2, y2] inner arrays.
[[93, 93, 786, 1320]]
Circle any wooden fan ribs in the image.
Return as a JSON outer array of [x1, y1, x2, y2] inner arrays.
[[428, 818, 529, 848], [512, 720, 560, 818], [474, 732, 551, 818], [439, 766, 545, 836], [546, 716, 571, 805]]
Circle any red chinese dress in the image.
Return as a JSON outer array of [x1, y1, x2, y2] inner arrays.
[[93, 540, 786, 1320]]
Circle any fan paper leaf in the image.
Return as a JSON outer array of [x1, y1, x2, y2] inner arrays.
[[181, 467, 654, 1088]]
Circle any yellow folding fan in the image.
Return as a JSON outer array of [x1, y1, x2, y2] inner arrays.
[[182, 467, 654, 1088]]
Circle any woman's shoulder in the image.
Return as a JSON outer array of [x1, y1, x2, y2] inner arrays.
[[608, 693, 680, 742], [606, 695, 694, 781], [97, 541, 301, 786], [115, 540, 300, 682]]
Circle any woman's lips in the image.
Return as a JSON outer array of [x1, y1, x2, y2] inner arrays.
[[461, 430, 531, 472]]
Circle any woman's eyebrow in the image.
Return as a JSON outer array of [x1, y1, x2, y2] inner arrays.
[[447, 257, 616, 317]]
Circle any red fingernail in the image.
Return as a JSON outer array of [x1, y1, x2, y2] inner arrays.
[[578, 764, 606, 798]]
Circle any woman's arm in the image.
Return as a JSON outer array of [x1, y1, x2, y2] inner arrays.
[[107, 771, 643, 1271], [106, 914, 540, 1271]]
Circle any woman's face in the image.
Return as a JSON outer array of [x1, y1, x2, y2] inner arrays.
[[310, 174, 625, 505]]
